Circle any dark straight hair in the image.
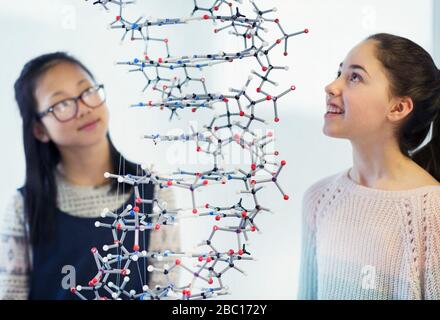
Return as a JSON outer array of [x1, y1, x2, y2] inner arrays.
[[14, 52, 139, 245], [367, 33, 440, 181]]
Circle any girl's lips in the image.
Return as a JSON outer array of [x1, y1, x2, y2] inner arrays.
[[324, 112, 344, 119], [78, 119, 100, 131], [325, 102, 345, 118]]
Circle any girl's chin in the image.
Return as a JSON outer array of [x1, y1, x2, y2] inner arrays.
[[322, 126, 346, 138], [75, 131, 108, 147]]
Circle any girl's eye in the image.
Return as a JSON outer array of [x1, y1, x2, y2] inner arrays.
[[82, 87, 94, 97], [349, 72, 362, 82], [59, 100, 70, 108], [54, 100, 74, 112], [336, 70, 342, 78]]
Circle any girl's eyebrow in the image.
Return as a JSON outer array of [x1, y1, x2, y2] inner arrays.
[[349, 64, 369, 76], [50, 91, 65, 99], [77, 79, 89, 86], [338, 62, 370, 76]]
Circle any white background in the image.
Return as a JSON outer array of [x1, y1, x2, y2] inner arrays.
[[0, 0, 436, 299]]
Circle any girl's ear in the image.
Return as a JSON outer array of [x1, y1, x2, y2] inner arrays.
[[33, 122, 50, 143], [387, 96, 414, 123]]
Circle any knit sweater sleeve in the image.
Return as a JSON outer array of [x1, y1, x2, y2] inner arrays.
[[298, 175, 336, 300], [0, 192, 30, 300], [424, 191, 440, 300]]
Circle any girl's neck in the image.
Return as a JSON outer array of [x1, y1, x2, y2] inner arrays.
[[57, 138, 112, 187], [350, 137, 415, 189]]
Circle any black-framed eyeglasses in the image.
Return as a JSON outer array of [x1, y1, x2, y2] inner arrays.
[[37, 84, 106, 123]]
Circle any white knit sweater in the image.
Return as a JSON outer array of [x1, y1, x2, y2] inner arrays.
[[298, 168, 440, 300]]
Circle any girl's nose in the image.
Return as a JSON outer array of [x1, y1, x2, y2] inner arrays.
[[76, 100, 92, 119], [325, 79, 341, 97]]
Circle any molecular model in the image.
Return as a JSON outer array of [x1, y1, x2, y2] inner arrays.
[[71, 0, 308, 300]]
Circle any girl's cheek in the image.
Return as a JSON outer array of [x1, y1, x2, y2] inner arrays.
[[51, 122, 78, 141], [100, 106, 108, 119], [99, 107, 110, 127]]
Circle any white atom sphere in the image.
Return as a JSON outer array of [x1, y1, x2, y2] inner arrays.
[[143, 285, 149, 291], [104, 172, 110, 178], [103, 245, 109, 251], [147, 265, 154, 272], [118, 177, 124, 183], [77, 285, 82, 291], [131, 255, 139, 262], [94, 221, 101, 227]]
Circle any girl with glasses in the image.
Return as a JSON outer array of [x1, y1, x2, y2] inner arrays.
[[0, 52, 180, 299]]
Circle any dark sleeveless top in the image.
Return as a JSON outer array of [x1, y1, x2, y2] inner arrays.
[[19, 183, 154, 300]]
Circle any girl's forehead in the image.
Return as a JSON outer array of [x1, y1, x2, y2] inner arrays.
[[342, 40, 379, 69], [41, 63, 91, 85], [36, 63, 92, 94]]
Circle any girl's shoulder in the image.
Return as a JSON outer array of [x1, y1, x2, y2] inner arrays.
[[426, 187, 440, 213], [301, 170, 347, 227], [1, 190, 26, 236], [303, 170, 346, 203], [5, 190, 24, 217]]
